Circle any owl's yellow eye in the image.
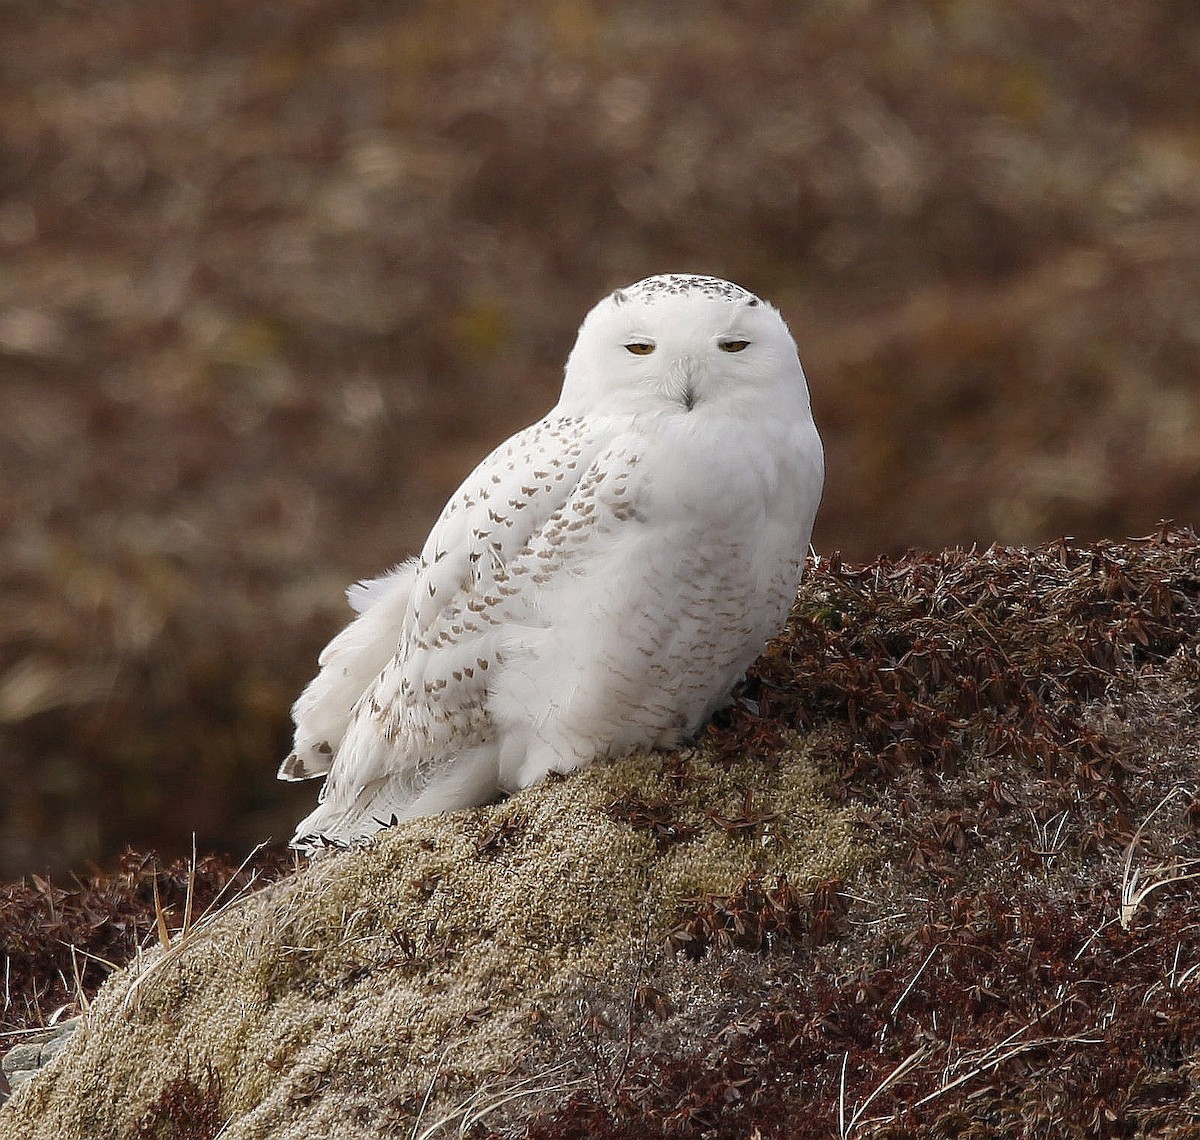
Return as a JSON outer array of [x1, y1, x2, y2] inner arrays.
[[719, 339, 750, 353], [625, 342, 655, 355]]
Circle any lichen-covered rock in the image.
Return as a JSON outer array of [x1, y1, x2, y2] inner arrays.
[[1, 1019, 81, 1091], [0, 740, 860, 1139]]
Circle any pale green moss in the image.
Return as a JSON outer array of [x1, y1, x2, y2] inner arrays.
[[0, 734, 863, 1139]]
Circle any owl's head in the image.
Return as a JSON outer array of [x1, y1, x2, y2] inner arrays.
[[558, 274, 810, 417]]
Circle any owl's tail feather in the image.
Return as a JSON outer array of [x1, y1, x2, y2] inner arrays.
[[279, 561, 419, 782], [289, 745, 502, 851]]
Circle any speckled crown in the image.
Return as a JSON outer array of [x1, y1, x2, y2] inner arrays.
[[615, 274, 759, 305]]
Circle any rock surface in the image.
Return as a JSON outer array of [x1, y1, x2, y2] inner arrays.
[[1, 1019, 81, 1094]]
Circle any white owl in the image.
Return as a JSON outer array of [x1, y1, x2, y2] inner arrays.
[[280, 274, 824, 848]]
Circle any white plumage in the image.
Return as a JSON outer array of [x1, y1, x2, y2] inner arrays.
[[281, 274, 824, 849]]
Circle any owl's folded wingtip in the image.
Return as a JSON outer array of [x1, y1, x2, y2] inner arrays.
[[278, 751, 327, 781]]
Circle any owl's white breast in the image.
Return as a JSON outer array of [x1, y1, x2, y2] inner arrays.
[[487, 396, 822, 791]]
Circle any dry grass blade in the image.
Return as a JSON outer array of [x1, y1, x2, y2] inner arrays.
[[906, 1032, 1104, 1114], [122, 845, 275, 1011], [888, 946, 938, 1022], [0, 847, 296, 1038], [151, 874, 171, 952], [841, 1047, 930, 1137], [1121, 863, 1200, 931], [55, 944, 118, 975], [848, 1003, 1088, 1132], [182, 836, 197, 940], [412, 1065, 586, 1140], [409, 1035, 459, 1140], [67, 947, 91, 1015], [837, 1052, 848, 1139], [1120, 787, 1200, 929]]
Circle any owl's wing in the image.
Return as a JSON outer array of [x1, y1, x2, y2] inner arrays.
[[288, 413, 636, 843], [280, 561, 419, 781]]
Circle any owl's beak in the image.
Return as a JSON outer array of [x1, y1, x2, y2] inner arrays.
[[666, 355, 697, 411]]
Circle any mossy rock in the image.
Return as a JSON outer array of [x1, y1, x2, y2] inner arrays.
[[0, 739, 860, 1139]]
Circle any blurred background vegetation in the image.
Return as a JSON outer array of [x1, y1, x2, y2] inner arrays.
[[1, 0, 1197, 876]]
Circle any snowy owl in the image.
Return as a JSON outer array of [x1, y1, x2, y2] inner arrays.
[[280, 273, 824, 849]]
